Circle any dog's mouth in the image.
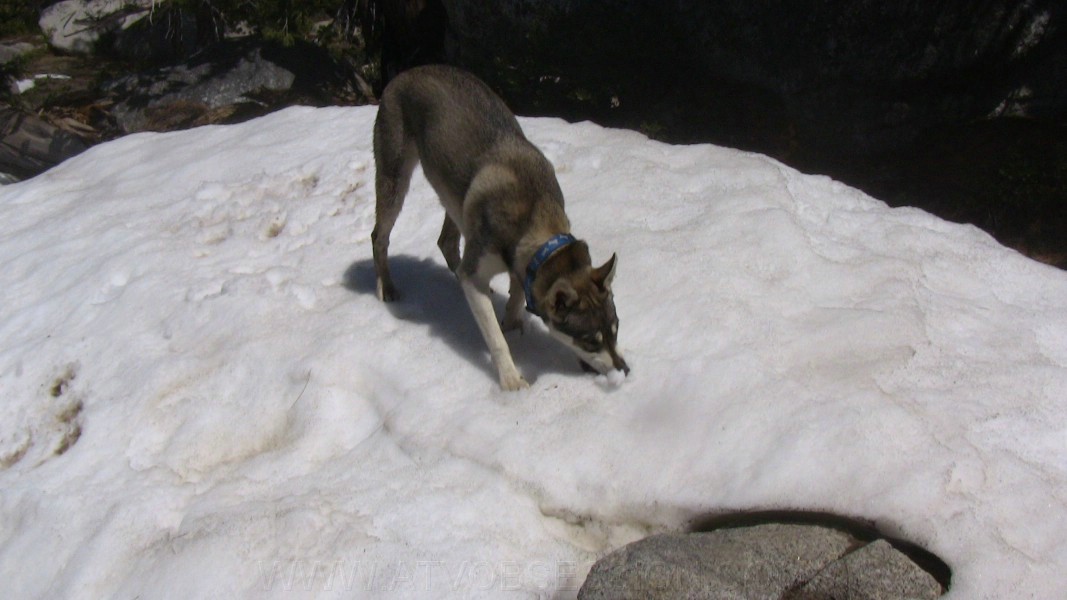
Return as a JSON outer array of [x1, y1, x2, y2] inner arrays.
[[548, 327, 629, 376], [579, 354, 630, 376]]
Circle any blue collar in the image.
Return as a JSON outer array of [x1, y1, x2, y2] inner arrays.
[[524, 233, 576, 316]]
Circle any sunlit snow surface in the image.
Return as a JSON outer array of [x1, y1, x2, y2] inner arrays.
[[1, 106, 1066, 599]]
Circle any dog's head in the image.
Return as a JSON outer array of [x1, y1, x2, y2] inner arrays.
[[541, 251, 629, 376]]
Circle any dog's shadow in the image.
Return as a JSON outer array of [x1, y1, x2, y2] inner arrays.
[[343, 256, 582, 385]]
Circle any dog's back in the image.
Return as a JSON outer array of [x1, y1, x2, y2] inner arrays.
[[381, 64, 524, 143], [374, 65, 568, 266], [374, 66, 531, 207]]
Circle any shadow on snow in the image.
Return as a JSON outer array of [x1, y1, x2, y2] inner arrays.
[[343, 255, 585, 387]]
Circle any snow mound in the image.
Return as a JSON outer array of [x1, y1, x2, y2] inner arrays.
[[1, 106, 1066, 598]]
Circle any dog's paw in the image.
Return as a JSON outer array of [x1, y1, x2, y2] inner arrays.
[[376, 279, 399, 302], [501, 316, 524, 334], [499, 372, 529, 391]]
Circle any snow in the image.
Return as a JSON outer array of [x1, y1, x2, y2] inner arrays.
[[15, 74, 73, 94], [1, 105, 1066, 599]]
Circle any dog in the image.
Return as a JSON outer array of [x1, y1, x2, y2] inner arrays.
[[371, 65, 629, 390]]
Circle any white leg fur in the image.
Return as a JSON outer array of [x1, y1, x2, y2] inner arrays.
[[459, 274, 529, 391], [502, 274, 525, 333]]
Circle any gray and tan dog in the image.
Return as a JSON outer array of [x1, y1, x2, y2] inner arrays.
[[371, 65, 629, 390]]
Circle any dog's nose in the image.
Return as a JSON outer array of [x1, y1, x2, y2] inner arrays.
[[614, 355, 630, 376]]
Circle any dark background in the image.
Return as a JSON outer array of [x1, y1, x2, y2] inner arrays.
[[437, 0, 1067, 269]]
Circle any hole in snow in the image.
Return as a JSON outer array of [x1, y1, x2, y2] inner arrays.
[[49, 364, 77, 397]]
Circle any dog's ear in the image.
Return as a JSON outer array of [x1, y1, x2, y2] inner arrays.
[[592, 253, 617, 291], [547, 279, 579, 316]]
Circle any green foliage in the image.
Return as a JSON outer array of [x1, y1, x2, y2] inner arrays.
[[996, 145, 1067, 210], [160, 0, 349, 44], [152, 1, 376, 74], [145, 0, 381, 97], [0, 0, 41, 37]]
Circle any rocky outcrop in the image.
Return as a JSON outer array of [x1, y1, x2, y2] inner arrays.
[[442, 0, 1066, 161], [579, 524, 945, 599], [3, 32, 360, 179], [440, 0, 1067, 268], [103, 39, 355, 134], [104, 42, 294, 133], [0, 107, 89, 181]]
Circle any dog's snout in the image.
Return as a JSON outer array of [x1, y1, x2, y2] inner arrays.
[[612, 352, 630, 375]]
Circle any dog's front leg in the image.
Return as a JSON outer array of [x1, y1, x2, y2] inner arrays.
[[437, 216, 461, 272], [458, 259, 528, 391], [502, 273, 525, 333]]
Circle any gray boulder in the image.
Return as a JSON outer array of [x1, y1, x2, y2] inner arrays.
[[788, 539, 941, 600], [579, 524, 944, 600], [39, 0, 154, 54], [0, 42, 37, 66]]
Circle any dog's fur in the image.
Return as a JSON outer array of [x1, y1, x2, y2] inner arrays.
[[371, 65, 628, 390]]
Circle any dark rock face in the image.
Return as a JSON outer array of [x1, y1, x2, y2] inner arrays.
[[108, 6, 205, 65], [444, 0, 1064, 160], [578, 525, 944, 599], [380, 0, 448, 89], [442, 0, 1067, 266]]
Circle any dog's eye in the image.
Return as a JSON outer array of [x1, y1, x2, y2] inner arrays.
[[580, 335, 603, 351]]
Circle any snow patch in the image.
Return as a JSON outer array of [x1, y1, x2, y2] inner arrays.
[[0, 106, 1065, 598]]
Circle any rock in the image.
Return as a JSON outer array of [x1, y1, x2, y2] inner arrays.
[[104, 43, 292, 133], [578, 524, 945, 599], [442, 0, 1066, 160], [0, 42, 38, 66], [579, 524, 852, 599], [380, 0, 447, 88], [0, 106, 90, 181], [787, 539, 941, 599], [109, 4, 213, 65], [39, 0, 154, 54], [440, 0, 1067, 269], [102, 38, 358, 134]]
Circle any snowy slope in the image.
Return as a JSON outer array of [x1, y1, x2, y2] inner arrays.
[[1, 106, 1066, 599]]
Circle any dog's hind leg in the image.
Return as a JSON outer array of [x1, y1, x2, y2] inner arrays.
[[437, 216, 461, 272], [371, 111, 418, 302]]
